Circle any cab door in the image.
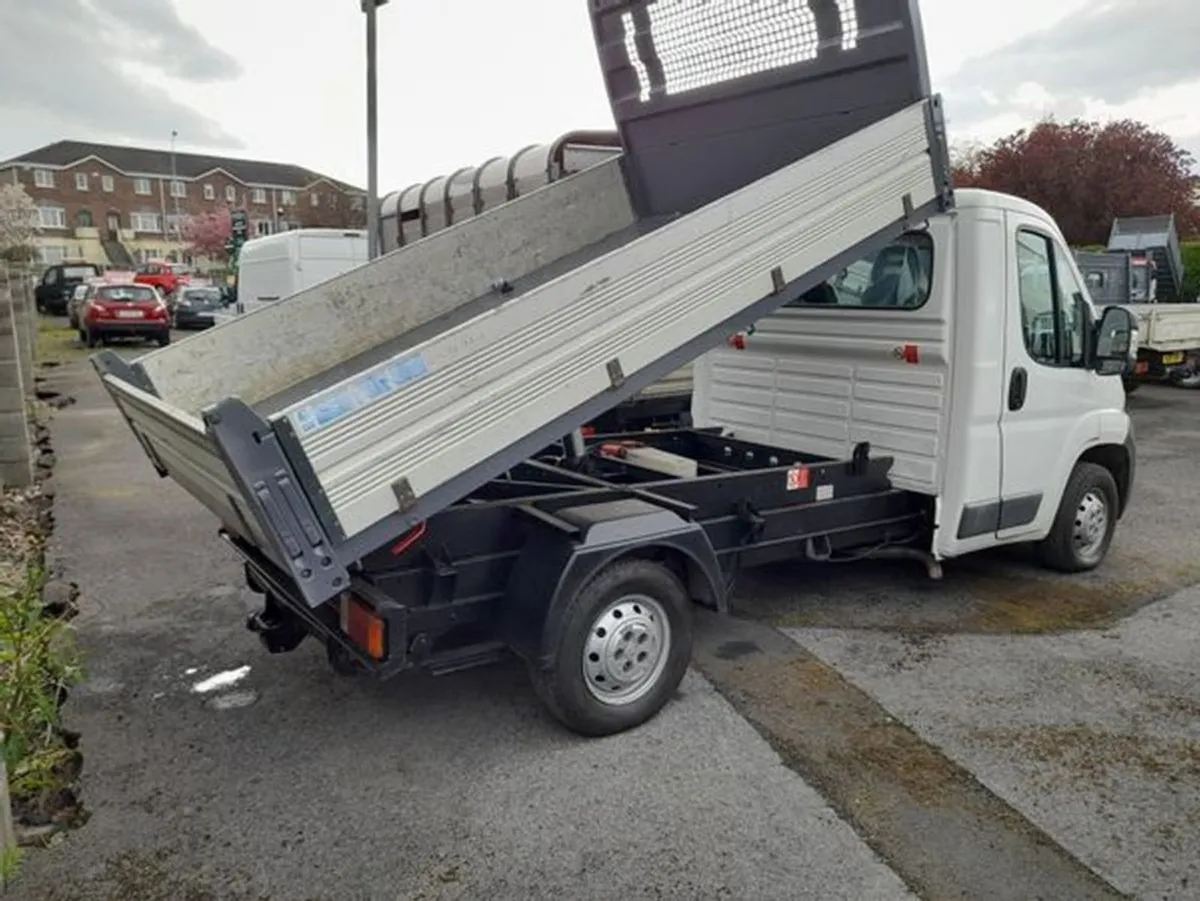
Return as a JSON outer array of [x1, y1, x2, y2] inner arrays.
[[996, 213, 1101, 539]]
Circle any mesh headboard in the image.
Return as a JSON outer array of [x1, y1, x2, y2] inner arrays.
[[589, 0, 935, 219]]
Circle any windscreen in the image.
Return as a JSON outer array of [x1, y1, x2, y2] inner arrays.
[[183, 288, 222, 306], [589, 0, 935, 218], [63, 265, 99, 280], [96, 285, 157, 303]]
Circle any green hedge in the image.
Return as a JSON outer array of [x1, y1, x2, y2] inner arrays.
[[1182, 242, 1200, 302]]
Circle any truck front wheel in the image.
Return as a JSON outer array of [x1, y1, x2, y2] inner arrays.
[[1037, 462, 1119, 573], [530, 558, 693, 737]]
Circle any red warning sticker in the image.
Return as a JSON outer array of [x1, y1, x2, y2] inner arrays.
[[786, 466, 809, 491]]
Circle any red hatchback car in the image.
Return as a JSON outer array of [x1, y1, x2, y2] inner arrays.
[[78, 283, 171, 348]]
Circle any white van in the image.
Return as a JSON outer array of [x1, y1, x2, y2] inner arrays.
[[231, 229, 368, 318]]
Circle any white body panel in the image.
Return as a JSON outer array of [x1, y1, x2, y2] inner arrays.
[[282, 101, 941, 537], [694, 189, 1131, 560], [1119, 303, 1200, 352]]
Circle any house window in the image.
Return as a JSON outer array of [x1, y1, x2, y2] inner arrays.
[[76, 209, 94, 228], [134, 178, 152, 195], [75, 172, 89, 191], [33, 169, 54, 188], [281, 190, 295, 205], [310, 192, 320, 207], [203, 183, 215, 200], [36, 206, 67, 229], [131, 212, 162, 233], [225, 185, 237, 202], [38, 246, 68, 264], [170, 180, 186, 198], [254, 219, 272, 236], [251, 188, 267, 204], [166, 214, 186, 236], [101, 175, 114, 192]]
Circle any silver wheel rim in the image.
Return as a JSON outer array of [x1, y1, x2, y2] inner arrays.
[[583, 593, 670, 706], [1072, 490, 1109, 564]]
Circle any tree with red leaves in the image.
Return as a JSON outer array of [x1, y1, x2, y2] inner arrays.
[[182, 209, 233, 261], [952, 119, 1198, 245]]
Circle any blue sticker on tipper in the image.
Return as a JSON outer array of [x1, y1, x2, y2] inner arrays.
[[290, 352, 431, 437]]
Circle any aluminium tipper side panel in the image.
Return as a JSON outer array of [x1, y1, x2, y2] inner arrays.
[[282, 99, 950, 540], [591, 0, 934, 219], [130, 158, 637, 415]]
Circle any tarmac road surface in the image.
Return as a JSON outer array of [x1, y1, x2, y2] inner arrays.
[[13, 331, 1200, 901]]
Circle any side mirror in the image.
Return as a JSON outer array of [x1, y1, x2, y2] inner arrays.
[[1092, 306, 1138, 376]]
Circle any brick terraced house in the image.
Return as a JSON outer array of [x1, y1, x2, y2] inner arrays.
[[0, 140, 365, 269]]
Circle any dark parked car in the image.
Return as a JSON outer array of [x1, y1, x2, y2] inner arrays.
[[34, 261, 102, 315], [168, 285, 227, 330]]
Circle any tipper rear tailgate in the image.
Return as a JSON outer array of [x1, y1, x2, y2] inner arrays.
[[97, 373, 273, 554]]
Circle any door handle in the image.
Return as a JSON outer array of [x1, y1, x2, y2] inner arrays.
[[1008, 367, 1028, 411]]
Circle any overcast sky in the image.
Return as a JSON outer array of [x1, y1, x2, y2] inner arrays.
[[0, 0, 1196, 191]]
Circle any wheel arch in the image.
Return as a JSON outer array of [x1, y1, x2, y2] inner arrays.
[[1078, 441, 1133, 518], [501, 512, 724, 669]]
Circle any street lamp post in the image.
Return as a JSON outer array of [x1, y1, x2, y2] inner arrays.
[[362, 0, 387, 260], [170, 129, 180, 253]]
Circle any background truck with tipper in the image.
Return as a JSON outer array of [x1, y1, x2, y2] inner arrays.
[[1075, 214, 1197, 389], [380, 130, 694, 433], [93, 0, 1137, 738]]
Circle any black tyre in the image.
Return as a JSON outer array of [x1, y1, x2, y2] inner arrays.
[[529, 557, 693, 737], [85, 328, 100, 349], [156, 331, 171, 347], [1121, 377, 1140, 394], [1036, 462, 1119, 573]]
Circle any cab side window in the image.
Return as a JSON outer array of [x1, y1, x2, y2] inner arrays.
[[1015, 229, 1087, 368], [1053, 244, 1087, 367]]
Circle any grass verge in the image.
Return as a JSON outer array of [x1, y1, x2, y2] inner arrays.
[[36, 318, 90, 368]]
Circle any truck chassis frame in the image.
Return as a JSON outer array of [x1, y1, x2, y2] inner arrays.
[[229, 427, 931, 734]]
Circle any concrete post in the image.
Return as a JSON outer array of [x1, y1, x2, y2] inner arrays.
[[0, 276, 33, 487], [10, 275, 33, 392]]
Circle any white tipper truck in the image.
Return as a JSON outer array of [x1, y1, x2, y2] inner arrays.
[[94, 0, 1138, 738], [1076, 214, 1197, 389]]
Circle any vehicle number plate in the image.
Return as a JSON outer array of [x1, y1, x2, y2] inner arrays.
[[117, 309, 144, 319], [1161, 352, 1184, 365]]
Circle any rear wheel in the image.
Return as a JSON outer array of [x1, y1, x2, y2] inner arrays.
[[1036, 462, 1119, 572], [156, 331, 171, 347], [85, 328, 101, 348], [529, 557, 693, 737]]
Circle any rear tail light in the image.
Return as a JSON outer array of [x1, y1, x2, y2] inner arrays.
[[339, 594, 386, 660]]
